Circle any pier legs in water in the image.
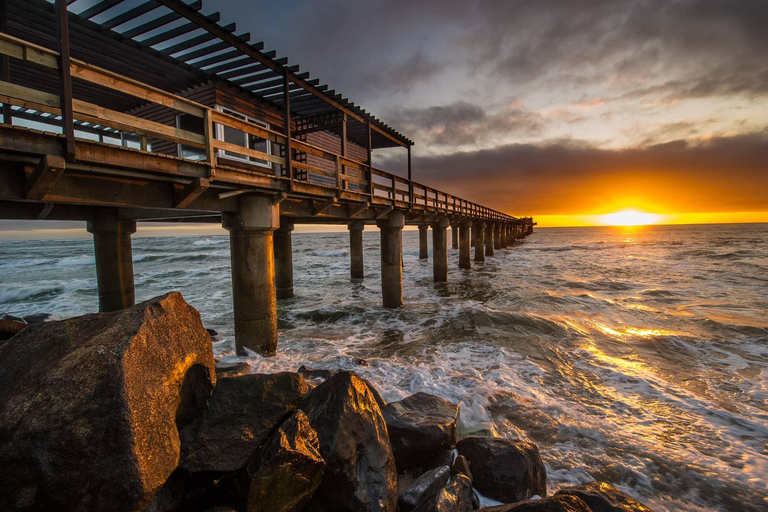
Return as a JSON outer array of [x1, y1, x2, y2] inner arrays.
[[223, 194, 279, 356], [494, 223, 502, 250], [349, 221, 365, 279], [474, 221, 486, 262], [87, 217, 136, 312], [451, 225, 458, 250], [274, 218, 294, 300], [432, 217, 449, 282], [459, 220, 472, 269], [418, 224, 429, 260], [500, 223, 508, 249], [378, 210, 405, 308], [470, 225, 475, 248], [486, 222, 495, 257]]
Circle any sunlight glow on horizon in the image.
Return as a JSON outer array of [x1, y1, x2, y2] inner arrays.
[[599, 209, 662, 227]]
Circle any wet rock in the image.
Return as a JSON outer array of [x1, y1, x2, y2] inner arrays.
[[23, 312, 53, 324], [206, 328, 219, 337], [451, 455, 473, 483], [480, 495, 591, 511], [422, 448, 455, 472], [399, 465, 451, 512], [456, 436, 546, 504], [180, 372, 308, 473], [0, 319, 27, 340], [241, 409, 325, 512], [0, 313, 25, 323], [382, 392, 460, 471], [300, 371, 397, 512], [298, 365, 337, 380], [413, 474, 473, 512], [555, 482, 653, 511], [0, 292, 216, 512], [215, 361, 251, 378]]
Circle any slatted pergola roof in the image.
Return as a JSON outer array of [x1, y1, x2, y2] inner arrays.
[[4, 0, 413, 149]]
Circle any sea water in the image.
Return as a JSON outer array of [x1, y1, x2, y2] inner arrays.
[[1, 223, 766, 511]]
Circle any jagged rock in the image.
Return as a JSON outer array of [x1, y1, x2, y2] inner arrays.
[[422, 448, 455, 472], [399, 465, 451, 512], [300, 371, 397, 512], [206, 328, 219, 337], [180, 372, 308, 473], [413, 474, 473, 512], [0, 313, 25, 323], [215, 361, 251, 377], [480, 495, 591, 511], [298, 365, 337, 380], [0, 292, 216, 512], [451, 455, 473, 483], [382, 392, 460, 471], [0, 318, 26, 340], [456, 436, 546, 504], [23, 312, 53, 324], [555, 482, 653, 511], [241, 409, 325, 512]]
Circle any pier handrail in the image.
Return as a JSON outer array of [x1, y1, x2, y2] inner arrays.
[[0, 31, 521, 223]]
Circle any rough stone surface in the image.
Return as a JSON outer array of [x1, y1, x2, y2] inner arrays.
[[243, 409, 325, 512], [399, 465, 451, 512], [451, 455, 473, 483], [301, 371, 397, 512], [215, 361, 251, 377], [480, 495, 591, 511], [382, 392, 459, 471], [0, 292, 216, 512], [555, 482, 653, 511], [422, 448, 455, 472], [180, 372, 308, 473], [0, 318, 26, 340], [413, 474, 473, 512], [23, 312, 53, 324], [456, 436, 546, 504]]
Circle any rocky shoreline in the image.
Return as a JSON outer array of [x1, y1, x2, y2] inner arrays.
[[0, 293, 652, 512]]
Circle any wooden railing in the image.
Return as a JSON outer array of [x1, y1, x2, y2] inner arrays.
[[0, 31, 520, 223]]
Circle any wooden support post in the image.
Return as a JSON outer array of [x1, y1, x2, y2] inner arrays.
[[174, 177, 209, 208], [407, 144, 413, 207], [366, 119, 373, 196], [0, 0, 11, 124], [26, 154, 65, 201], [55, 0, 75, 160], [203, 108, 215, 178], [340, 112, 347, 191], [283, 68, 293, 184]]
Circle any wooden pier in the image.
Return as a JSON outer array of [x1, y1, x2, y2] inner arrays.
[[0, 0, 534, 356]]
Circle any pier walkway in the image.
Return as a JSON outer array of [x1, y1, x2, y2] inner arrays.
[[0, 0, 534, 355]]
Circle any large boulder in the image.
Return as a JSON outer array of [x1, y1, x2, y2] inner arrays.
[[382, 392, 459, 471], [180, 372, 308, 473], [456, 436, 546, 504], [241, 409, 325, 512], [480, 495, 591, 511], [0, 292, 216, 512], [413, 474, 473, 512], [555, 482, 653, 511], [300, 371, 397, 512], [0, 318, 26, 340], [399, 465, 451, 512]]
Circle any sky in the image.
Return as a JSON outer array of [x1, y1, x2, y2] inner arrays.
[[3, 0, 767, 238]]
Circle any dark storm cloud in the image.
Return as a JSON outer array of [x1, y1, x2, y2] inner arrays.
[[388, 101, 546, 147], [378, 129, 768, 214]]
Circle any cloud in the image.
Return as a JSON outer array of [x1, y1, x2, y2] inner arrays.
[[378, 129, 768, 215]]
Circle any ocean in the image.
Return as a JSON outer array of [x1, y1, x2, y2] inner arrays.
[[1, 223, 766, 511]]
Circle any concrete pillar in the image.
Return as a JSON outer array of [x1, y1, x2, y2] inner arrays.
[[494, 223, 502, 250], [223, 194, 279, 356], [87, 217, 136, 313], [458, 219, 472, 269], [377, 210, 405, 308], [432, 216, 450, 282], [418, 224, 429, 260], [508, 224, 515, 245], [274, 218, 294, 299], [474, 221, 485, 262], [470, 225, 475, 248], [349, 221, 365, 279], [451, 224, 458, 249], [486, 222, 495, 257], [500, 223, 508, 249]]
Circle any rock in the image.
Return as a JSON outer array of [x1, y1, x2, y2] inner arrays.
[[0, 313, 25, 323], [215, 361, 251, 377], [413, 474, 473, 512], [298, 365, 337, 380], [399, 465, 451, 512], [300, 371, 397, 512], [555, 482, 653, 511], [241, 409, 325, 512], [422, 448, 455, 471], [206, 328, 219, 337], [180, 372, 308, 473], [0, 292, 216, 512], [480, 495, 591, 511], [23, 312, 53, 324], [381, 392, 459, 471], [451, 455, 473, 483], [456, 436, 546, 504], [0, 318, 27, 340]]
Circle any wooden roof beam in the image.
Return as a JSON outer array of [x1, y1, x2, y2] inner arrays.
[[77, 0, 124, 20]]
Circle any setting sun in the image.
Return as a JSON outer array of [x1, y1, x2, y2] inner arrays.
[[599, 209, 662, 226]]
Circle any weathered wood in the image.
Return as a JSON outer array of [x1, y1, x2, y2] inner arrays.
[[26, 154, 65, 200], [174, 177, 209, 208], [212, 138, 285, 165], [312, 197, 336, 215], [55, 0, 75, 160]]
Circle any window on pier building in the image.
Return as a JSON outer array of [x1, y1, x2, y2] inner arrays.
[[175, 113, 206, 161], [214, 105, 271, 169]]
